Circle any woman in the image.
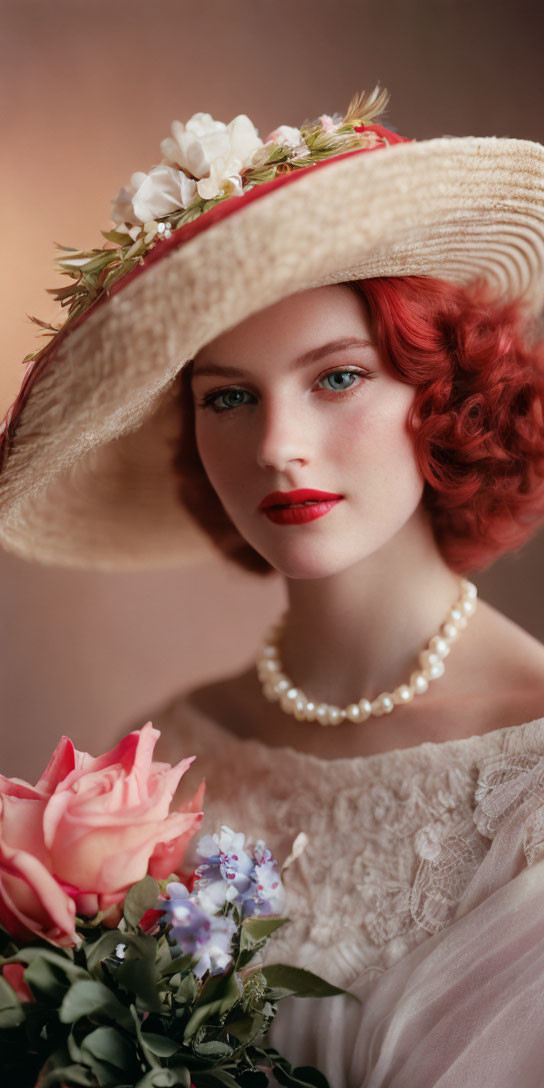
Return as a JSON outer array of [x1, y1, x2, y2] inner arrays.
[[1, 90, 544, 1084]]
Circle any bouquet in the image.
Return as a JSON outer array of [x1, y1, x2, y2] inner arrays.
[[0, 724, 355, 1087]]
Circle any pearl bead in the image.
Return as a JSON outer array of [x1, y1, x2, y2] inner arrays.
[[371, 699, 386, 717], [462, 580, 477, 599], [327, 707, 344, 726], [393, 684, 414, 704], [262, 658, 281, 673], [264, 683, 280, 701], [346, 703, 363, 722], [372, 693, 394, 716], [449, 607, 467, 629], [429, 636, 450, 658], [428, 660, 445, 680], [280, 693, 296, 714], [461, 597, 477, 616], [418, 649, 441, 670], [275, 677, 290, 694], [410, 671, 429, 694], [255, 575, 476, 726]]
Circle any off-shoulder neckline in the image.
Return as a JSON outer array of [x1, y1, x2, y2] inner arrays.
[[171, 694, 544, 774]]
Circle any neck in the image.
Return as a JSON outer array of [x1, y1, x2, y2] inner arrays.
[[278, 509, 463, 707]]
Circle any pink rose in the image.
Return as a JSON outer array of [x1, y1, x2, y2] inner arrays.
[[0, 723, 204, 946]]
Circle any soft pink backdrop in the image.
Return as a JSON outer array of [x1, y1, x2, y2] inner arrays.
[[1, 0, 543, 779]]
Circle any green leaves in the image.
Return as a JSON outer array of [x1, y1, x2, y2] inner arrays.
[[183, 972, 240, 1042], [79, 1024, 137, 1083], [59, 978, 132, 1029], [272, 1065, 332, 1088], [141, 1033, 180, 1058], [235, 915, 288, 969], [0, 974, 24, 1028], [239, 916, 288, 950], [124, 876, 161, 928], [0, 878, 336, 1088], [260, 964, 360, 1001]]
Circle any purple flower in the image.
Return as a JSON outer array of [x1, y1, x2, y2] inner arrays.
[[191, 827, 256, 913], [242, 841, 286, 917], [190, 827, 286, 919], [162, 882, 237, 978]]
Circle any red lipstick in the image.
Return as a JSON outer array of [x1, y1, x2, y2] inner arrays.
[[259, 489, 344, 526]]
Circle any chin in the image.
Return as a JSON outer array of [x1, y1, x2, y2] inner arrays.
[[253, 539, 369, 581]]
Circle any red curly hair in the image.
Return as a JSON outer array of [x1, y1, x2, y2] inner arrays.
[[172, 275, 544, 575]]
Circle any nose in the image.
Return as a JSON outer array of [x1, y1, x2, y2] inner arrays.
[[255, 399, 308, 472]]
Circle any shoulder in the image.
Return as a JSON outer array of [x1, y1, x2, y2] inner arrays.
[[456, 599, 544, 735], [468, 599, 544, 690], [145, 667, 254, 764]]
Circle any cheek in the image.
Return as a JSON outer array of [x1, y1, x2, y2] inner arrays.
[[195, 417, 247, 498], [328, 390, 422, 494]]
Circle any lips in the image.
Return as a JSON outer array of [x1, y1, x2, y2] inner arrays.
[[258, 488, 343, 511]]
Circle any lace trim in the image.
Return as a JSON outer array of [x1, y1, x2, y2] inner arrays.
[[155, 698, 544, 984], [474, 748, 544, 866]]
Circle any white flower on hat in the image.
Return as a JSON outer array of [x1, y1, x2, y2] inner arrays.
[[160, 111, 263, 201], [133, 165, 197, 221], [319, 114, 340, 132], [110, 171, 148, 228], [111, 165, 197, 230], [264, 124, 306, 152]]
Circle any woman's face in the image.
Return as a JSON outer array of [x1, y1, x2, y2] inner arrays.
[[190, 284, 425, 579]]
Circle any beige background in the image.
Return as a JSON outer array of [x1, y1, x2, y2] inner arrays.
[[1, 0, 543, 780]]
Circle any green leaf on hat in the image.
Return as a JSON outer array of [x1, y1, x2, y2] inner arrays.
[[101, 229, 134, 244]]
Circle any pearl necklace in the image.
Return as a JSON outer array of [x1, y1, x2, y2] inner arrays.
[[256, 577, 477, 726]]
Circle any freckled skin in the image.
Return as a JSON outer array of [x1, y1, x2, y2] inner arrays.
[[178, 283, 544, 759], [191, 284, 424, 581]]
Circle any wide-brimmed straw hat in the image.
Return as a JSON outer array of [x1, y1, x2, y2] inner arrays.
[[1, 88, 544, 570]]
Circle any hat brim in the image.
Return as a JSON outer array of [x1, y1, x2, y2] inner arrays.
[[1, 134, 544, 569]]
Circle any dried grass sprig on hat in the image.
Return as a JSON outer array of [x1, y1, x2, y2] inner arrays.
[[5, 85, 543, 573], [21, 87, 391, 368]]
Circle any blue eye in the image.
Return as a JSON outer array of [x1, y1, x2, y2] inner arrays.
[[320, 370, 360, 391], [199, 367, 366, 413], [211, 389, 252, 411]]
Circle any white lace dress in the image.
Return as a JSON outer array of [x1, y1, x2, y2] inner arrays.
[[154, 695, 544, 1087]]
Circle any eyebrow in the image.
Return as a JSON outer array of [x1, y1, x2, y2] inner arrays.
[[190, 337, 375, 381]]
